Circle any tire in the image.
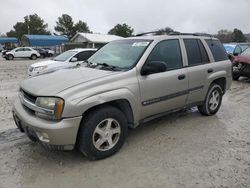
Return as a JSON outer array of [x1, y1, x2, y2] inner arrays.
[[30, 54, 37, 60], [198, 84, 223, 116], [48, 53, 53, 57], [7, 54, 14, 60], [232, 73, 240, 80], [77, 105, 128, 160], [40, 54, 45, 58]]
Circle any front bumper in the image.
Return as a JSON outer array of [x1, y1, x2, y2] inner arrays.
[[13, 99, 82, 150]]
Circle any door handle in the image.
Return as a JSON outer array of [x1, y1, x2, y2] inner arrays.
[[178, 74, 186, 80], [207, 68, 214, 73]]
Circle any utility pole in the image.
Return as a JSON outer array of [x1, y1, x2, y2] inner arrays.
[[27, 15, 30, 35]]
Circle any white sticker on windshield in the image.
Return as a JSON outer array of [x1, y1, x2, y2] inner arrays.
[[132, 42, 150, 47]]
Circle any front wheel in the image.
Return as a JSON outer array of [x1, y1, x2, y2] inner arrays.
[[198, 84, 223, 116], [30, 54, 37, 60], [7, 54, 14, 60], [77, 106, 128, 160]]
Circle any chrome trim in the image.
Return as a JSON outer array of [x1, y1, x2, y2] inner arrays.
[[19, 92, 54, 115]]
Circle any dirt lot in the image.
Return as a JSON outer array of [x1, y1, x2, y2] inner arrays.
[[0, 57, 250, 188]]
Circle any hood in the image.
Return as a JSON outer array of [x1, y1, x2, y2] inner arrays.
[[21, 66, 118, 96], [30, 59, 58, 67]]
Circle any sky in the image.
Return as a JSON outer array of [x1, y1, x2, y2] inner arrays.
[[0, 0, 250, 36]]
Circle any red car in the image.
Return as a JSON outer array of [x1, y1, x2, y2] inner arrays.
[[232, 46, 250, 80]]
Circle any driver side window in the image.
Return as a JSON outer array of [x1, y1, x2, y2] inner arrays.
[[147, 39, 183, 70]]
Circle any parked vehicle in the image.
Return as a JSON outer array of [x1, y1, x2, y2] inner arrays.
[[0, 44, 4, 52], [28, 48, 97, 76], [223, 44, 243, 55], [3, 47, 40, 60], [33, 48, 49, 58], [231, 46, 250, 80], [43, 48, 55, 57], [13, 33, 232, 160]]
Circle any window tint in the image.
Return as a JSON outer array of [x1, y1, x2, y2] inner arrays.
[[75, 51, 93, 61], [147, 39, 183, 70], [24, 48, 31, 51], [16, 48, 24, 52], [205, 39, 228, 61], [184, 39, 209, 66]]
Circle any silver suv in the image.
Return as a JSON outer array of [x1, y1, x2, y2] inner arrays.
[[13, 33, 232, 160]]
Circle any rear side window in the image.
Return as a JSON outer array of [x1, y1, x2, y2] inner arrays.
[[205, 39, 228, 61], [184, 39, 209, 66], [147, 39, 183, 70]]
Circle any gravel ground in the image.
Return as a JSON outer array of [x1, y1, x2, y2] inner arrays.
[[0, 57, 250, 188]]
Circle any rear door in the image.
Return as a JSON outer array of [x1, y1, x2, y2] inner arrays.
[[23, 48, 32, 57], [183, 38, 212, 104], [138, 39, 189, 119]]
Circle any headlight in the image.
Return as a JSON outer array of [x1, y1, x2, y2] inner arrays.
[[33, 65, 47, 72], [35, 97, 64, 120]]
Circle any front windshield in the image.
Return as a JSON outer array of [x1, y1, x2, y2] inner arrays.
[[241, 47, 250, 56], [53, 51, 76, 62], [88, 39, 152, 69]]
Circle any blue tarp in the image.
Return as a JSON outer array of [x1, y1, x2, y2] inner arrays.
[[24, 35, 68, 46], [0, 37, 18, 44]]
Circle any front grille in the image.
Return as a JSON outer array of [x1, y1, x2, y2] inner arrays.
[[20, 89, 37, 103]]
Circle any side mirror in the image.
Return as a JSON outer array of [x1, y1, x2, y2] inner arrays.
[[141, 61, 167, 76], [70, 57, 78, 62]]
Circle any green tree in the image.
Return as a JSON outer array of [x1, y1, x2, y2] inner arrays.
[[74, 20, 91, 33], [231, 28, 247, 42], [54, 14, 91, 38], [6, 14, 50, 39], [155, 27, 175, 35], [108, 23, 134, 37], [216, 29, 233, 43], [24, 14, 50, 35]]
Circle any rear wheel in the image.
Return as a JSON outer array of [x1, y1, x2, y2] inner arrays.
[[77, 106, 128, 160], [30, 54, 37, 60], [198, 84, 223, 116]]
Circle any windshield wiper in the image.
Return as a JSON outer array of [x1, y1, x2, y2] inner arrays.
[[97, 63, 123, 71]]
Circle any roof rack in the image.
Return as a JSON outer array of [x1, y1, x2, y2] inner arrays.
[[135, 31, 161, 36], [136, 31, 213, 38]]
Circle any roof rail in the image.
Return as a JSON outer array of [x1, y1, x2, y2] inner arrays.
[[135, 31, 161, 36], [136, 31, 214, 38]]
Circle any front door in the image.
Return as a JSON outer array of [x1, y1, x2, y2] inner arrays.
[[138, 39, 188, 119]]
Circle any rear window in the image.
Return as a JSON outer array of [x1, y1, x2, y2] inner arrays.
[[205, 40, 228, 61], [184, 39, 209, 66]]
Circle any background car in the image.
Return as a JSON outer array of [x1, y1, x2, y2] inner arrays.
[[232, 46, 250, 80], [223, 44, 243, 55], [43, 48, 55, 57], [28, 48, 97, 76], [33, 48, 49, 58], [3, 47, 40, 60]]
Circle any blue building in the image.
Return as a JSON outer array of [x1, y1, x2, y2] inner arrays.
[[21, 35, 68, 47], [0, 37, 18, 44]]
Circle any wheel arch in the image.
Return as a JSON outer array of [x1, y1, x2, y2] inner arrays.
[[82, 99, 135, 128], [210, 77, 226, 94]]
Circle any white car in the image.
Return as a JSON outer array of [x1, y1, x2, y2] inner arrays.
[[4, 47, 40, 60], [28, 48, 97, 76]]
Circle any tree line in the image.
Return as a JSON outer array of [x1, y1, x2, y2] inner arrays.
[[5, 13, 134, 39], [4, 13, 249, 43]]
